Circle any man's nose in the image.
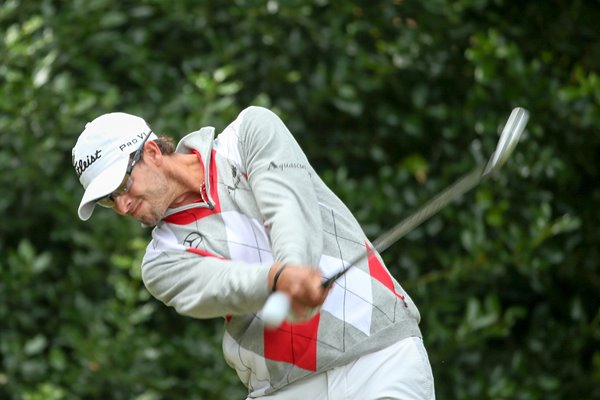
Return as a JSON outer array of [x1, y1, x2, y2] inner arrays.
[[113, 193, 133, 215]]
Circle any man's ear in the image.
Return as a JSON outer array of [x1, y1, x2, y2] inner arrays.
[[143, 140, 163, 166]]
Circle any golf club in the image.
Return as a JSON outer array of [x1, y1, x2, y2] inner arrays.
[[260, 107, 530, 328]]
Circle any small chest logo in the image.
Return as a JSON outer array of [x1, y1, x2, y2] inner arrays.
[[268, 161, 309, 172]]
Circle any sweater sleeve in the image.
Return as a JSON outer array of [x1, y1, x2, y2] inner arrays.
[[237, 106, 323, 267], [142, 247, 272, 319]]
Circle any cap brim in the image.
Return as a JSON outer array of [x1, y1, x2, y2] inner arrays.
[[77, 157, 129, 221]]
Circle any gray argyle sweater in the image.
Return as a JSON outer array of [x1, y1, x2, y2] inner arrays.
[[141, 106, 422, 397]]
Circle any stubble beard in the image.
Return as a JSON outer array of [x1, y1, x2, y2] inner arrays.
[[137, 176, 172, 227]]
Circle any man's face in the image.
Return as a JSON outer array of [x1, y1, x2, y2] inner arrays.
[[111, 159, 172, 226]]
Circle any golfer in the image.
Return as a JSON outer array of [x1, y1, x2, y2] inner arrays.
[[72, 106, 435, 399]]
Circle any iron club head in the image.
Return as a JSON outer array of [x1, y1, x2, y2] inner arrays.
[[483, 107, 529, 177]]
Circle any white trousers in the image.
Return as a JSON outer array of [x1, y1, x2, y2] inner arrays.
[[250, 337, 435, 400]]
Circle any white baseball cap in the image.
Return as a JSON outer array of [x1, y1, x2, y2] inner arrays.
[[72, 112, 158, 221]]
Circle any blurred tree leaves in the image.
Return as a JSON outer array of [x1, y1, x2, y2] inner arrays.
[[1, 0, 599, 399]]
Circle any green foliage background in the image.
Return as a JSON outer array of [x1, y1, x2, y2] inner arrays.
[[1, 0, 599, 399]]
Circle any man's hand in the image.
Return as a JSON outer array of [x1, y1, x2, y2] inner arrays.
[[267, 263, 330, 322]]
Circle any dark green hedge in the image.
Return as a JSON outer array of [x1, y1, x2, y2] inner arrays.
[[1, 1, 599, 399]]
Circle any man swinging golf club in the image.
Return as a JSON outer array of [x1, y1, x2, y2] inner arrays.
[[72, 106, 444, 399]]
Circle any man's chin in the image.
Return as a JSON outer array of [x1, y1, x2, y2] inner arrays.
[[137, 211, 164, 228], [138, 217, 157, 227]]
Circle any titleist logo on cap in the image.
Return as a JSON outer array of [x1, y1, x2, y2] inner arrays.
[[74, 149, 102, 177]]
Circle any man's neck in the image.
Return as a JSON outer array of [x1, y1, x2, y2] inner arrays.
[[167, 153, 205, 208]]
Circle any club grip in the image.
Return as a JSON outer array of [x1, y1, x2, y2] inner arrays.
[[260, 291, 291, 328]]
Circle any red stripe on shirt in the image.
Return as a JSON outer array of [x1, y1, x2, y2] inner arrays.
[[185, 247, 225, 259], [165, 149, 221, 225]]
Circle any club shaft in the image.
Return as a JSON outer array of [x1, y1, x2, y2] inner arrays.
[[322, 165, 485, 287]]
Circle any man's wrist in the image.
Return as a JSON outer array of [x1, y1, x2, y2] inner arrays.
[[271, 264, 287, 292]]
